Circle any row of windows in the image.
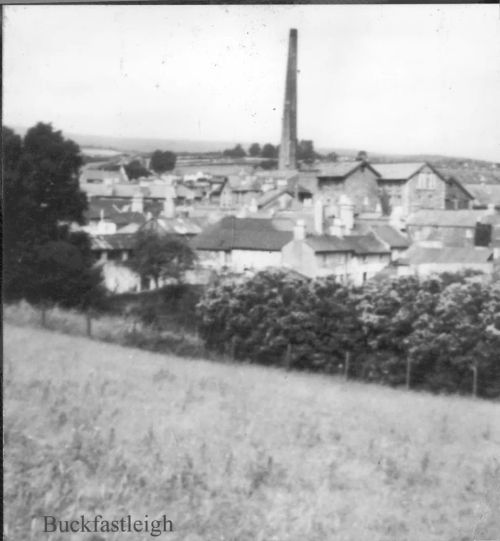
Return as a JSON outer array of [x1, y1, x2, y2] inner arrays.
[[417, 173, 437, 190]]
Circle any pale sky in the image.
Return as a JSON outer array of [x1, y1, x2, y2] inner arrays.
[[3, 4, 500, 161]]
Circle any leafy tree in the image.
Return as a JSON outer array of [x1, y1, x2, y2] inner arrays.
[[223, 144, 246, 159], [356, 150, 368, 161], [3, 123, 102, 308], [150, 150, 177, 174], [197, 270, 499, 398], [248, 143, 261, 157], [326, 151, 338, 162], [125, 159, 151, 180], [261, 143, 277, 159], [407, 279, 500, 397], [129, 230, 196, 288], [297, 140, 316, 164], [259, 159, 278, 170]]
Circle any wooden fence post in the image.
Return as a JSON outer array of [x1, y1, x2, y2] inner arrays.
[[86, 310, 92, 338], [406, 357, 411, 390], [471, 363, 478, 398], [344, 351, 350, 380], [285, 343, 292, 371], [231, 336, 237, 359]]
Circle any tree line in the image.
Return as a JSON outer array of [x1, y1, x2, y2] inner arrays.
[[222, 140, 321, 164], [196, 270, 500, 399]]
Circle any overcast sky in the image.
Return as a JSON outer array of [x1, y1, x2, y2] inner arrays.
[[3, 4, 500, 161]]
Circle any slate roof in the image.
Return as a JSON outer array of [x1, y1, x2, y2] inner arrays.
[[257, 188, 292, 208], [344, 233, 391, 255], [91, 234, 136, 251], [191, 216, 293, 251], [372, 163, 426, 181], [400, 246, 493, 265], [305, 232, 390, 255], [370, 225, 410, 249], [149, 217, 203, 236], [227, 176, 262, 192], [465, 184, 500, 206], [407, 209, 489, 228], [436, 167, 500, 186], [110, 212, 147, 227], [316, 162, 369, 179], [305, 236, 354, 253], [175, 184, 198, 200]]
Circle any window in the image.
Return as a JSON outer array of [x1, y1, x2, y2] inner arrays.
[[417, 172, 436, 190]]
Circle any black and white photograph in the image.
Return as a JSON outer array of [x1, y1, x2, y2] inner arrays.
[[3, 3, 500, 540]]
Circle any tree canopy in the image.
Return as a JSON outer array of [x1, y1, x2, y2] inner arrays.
[[248, 143, 261, 157], [125, 159, 151, 180], [129, 230, 196, 288], [150, 150, 177, 174], [223, 144, 246, 159], [297, 140, 317, 164], [261, 143, 277, 159], [197, 270, 500, 398], [3, 123, 103, 307]]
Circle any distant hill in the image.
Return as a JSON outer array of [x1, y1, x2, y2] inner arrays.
[[9, 125, 497, 169], [9, 126, 246, 155], [318, 147, 498, 169]]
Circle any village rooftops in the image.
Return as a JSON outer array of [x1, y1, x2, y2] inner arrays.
[[91, 233, 137, 251], [371, 162, 427, 181], [465, 184, 500, 208], [435, 166, 500, 186], [369, 225, 410, 249], [316, 161, 380, 179], [398, 245, 493, 266], [407, 209, 494, 228], [142, 216, 204, 236], [304, 232, 390, 255], [191, 216, 293, 252]]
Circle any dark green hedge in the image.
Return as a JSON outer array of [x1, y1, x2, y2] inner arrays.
[[196, 270, 500, 399]]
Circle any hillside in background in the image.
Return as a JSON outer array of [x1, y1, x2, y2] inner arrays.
[[5, 324, 500, 541], [10, 125, 498, 168]]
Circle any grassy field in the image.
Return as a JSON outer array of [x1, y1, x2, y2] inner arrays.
[[4, 323, 500, 541]]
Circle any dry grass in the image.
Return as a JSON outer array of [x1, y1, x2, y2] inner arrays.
[[3, 301, 204, 357], [4, 323, 500, 541]]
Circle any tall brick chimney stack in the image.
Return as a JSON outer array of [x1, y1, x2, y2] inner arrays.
[[278, 28, 298, 171]]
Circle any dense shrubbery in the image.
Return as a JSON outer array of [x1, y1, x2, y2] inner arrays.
[[103, 284, 204, 332], [197, 270, 500, 398]]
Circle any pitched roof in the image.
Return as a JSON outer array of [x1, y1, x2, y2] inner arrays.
[[407, 209, 488, 228], [91, 234, 136, 251], [175, 184, 198, 200], [257, 188, 292, 208], [344, 233, 391, 255], [316, 161, 364, 178], [227, 175, 262, 192], [112, 212, 147, 226], [370, 225, 410, 249], [436, 167, 500, 186], [464, 184, 500, 206], [305, 232, 390, 255], [305, 235, 354, 253], [146, 217, 203, 236], [371, 162, 426, 181], [191, 216, 293, 251], [400, 245, 493, 265]]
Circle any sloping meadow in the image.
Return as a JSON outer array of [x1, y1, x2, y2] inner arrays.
[[4, 325, 500, 541]]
